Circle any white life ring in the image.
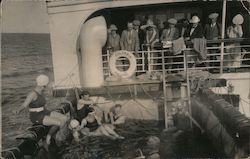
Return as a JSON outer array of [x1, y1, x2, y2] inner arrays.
[[109, 50, 137, 79]]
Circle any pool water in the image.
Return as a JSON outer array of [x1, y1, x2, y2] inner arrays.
[[43, 119, 221, 159]]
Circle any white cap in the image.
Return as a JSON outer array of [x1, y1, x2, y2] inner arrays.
[[232, 14, 244, 25], [36, 74, 49, 86], [208, 13, 219, 19], [190, 16, 200, 24], [69, 119, 80, 129]]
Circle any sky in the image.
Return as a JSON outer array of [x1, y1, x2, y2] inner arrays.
[[1, 1, 50, 33]]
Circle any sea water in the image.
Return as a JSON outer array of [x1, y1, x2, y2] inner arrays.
[[2, 33, 54, 148]]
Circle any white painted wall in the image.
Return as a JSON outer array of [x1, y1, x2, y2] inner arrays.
[[211, 72, 250, 118], [48, 10, 97, 88]]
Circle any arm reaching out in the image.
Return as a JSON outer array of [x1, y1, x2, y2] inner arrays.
[[13, 92, 36, 114]]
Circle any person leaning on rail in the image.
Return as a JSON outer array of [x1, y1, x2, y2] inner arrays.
[[120, 21, 140, 52], [225, 14, 244, 70], [204, 13, 222, 69], [13, 74, 69, 127], [107, 24, 121, 52]]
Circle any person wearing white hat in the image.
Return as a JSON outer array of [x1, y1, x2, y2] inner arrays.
[[204, 13, 221, 40], [225, 14, 244, 68], [160, 18, 179, 42], [141, 19, 159, 50], [107, 24, 120, 51], [13, 74, 68, 127], [45, 119, 81, 148], [204, 13, 221, 68], [184, 15, 204, 40], [141, 19, 160, 71]]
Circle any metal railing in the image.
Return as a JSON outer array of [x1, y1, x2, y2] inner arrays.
[[102, 38, 250, 79]]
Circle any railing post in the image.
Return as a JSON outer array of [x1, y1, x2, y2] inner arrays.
[[161, 51, 168, 129], [147, 45, 151, 73], [220, 0, 227, 74], [107, 48, 111, 77], [184, 51, 192, 128], [142, 51, 145, 72]]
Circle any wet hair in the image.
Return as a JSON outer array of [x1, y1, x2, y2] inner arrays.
[[110, 104, 122, 114], [80, 90, 90, 96], [114, 104, 122, 108]]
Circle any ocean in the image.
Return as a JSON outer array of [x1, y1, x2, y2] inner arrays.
[[2, 33, 55, 149]]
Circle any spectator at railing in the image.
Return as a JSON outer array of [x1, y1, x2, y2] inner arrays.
[[204, 13, 221, 40], [183, 16, 206, 66], [160, 18, 179, 42], [141, 19, 159, 50], [120, 21, 140, 52], [225, 14, 244, 68], [107, 24, 121, 52], [178, 18, 189, 37], [161, 18, 180, 72], [204, 13, 221, 69], [133, 20, 145, 51], [141, 20, 160, 71], [183, 16, 204, 41]]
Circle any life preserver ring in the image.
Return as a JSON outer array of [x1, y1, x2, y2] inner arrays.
[[109, 50, 137, 79]]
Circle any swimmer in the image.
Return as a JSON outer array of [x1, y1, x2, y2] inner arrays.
[[76, 90, 94, 121], [46, 119, 81, 147], [80, 109, 124, 139], [104, 104, 126, 130], [13, 74, 68, 127], [109, 104, 125, 125]]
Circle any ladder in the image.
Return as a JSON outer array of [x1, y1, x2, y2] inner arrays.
[[161, 51, 191, 129]]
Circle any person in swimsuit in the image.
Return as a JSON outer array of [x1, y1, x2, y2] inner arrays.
[[13, 74, 68, 127], [80, 109, 124, 139], [105, 104, 126, 130], [76, 90, 94, 121]]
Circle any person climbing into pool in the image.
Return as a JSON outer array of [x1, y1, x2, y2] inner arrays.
[[13, 74, 68, 127], [76, 90, 94, 121], [45, 119, 81, 147], [80, 108, 124, 139], [38, 119, 81, 159]]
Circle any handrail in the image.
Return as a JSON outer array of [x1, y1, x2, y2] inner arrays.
[[102, 39, 250, 78]]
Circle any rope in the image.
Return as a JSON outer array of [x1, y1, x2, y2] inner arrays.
[[140, 83, 155, 99], [133, 99, 156, 117], [240, 0, 250, 15], [1, 147, 20, 159]]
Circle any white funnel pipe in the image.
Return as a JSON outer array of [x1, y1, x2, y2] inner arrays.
[[79, 16, 107, 87]]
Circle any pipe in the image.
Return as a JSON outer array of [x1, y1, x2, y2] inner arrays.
[[79, 16, 107, 88], [191, 97, 236, 157], [220, 0, 227, 74]]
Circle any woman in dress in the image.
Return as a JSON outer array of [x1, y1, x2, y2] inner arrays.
[[225, 14, 244, 68]]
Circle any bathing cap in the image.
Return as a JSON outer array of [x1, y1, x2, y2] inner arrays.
[[80, 90, 90, 96], [69, 119, 80, 129], [36, 74, 49, 86], [147, 136, 160, 146]]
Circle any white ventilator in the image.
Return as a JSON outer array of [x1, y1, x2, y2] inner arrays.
[[79, 16, 107, 88]]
